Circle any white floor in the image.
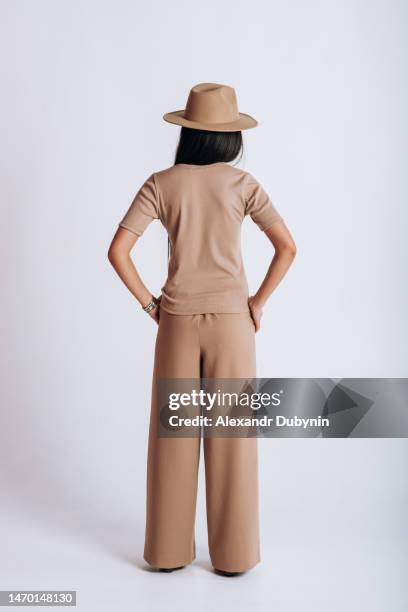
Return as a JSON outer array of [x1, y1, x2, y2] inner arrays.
[[1, 440, 407, 612]]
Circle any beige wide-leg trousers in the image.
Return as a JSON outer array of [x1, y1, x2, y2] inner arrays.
[[144, 310, 260, 573]]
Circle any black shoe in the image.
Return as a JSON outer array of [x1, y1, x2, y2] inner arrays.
[[214, 568, 242, 577], [159, 566, 185, 573]]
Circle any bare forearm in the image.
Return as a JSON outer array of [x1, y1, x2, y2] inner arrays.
[[108, 252, 153, 308], [253, 248, 296, 307]]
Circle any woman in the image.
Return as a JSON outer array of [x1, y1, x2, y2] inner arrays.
[[108, 83, 296, 576]]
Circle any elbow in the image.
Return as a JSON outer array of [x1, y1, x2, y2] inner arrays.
[[277, 241, 297, 260], [107, 245, 116, 264], [108, 243, 124, 266], [287, 243, 297, 259]]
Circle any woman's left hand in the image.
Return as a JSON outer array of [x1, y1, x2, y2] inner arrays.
[[248, 296, 263, 333]]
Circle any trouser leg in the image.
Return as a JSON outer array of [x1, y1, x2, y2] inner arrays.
[[144, 311, 201, 568], [201, 313, 260, 573]]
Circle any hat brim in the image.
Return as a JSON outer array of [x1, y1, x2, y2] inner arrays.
[[163, 110, 258, 132]]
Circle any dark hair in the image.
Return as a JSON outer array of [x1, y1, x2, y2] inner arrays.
[[174, 127, 243, 166]]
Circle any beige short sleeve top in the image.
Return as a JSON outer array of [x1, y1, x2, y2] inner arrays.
[[119, 162, 283, 315]]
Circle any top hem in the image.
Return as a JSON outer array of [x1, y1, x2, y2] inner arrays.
[[159, 304, 250, 316]]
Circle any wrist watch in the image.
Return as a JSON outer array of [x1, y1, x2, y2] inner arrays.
[[142, 296, 159, 314]]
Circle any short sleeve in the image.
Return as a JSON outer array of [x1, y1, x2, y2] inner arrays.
[[119, 173, 159, 237], [244, 173, 283, 231]]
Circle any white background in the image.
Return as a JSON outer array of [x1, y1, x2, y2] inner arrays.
[[0, 1, 407, 610]]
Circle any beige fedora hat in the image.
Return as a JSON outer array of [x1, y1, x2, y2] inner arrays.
[[163, 82, 258, 132]]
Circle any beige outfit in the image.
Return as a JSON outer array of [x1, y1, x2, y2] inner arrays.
[[119, 162, 283, 314], [118, 163, 282, 571], [145, 310, 259, 572]]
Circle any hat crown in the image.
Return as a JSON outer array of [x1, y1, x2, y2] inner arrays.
[[184, 83, 239, 125]]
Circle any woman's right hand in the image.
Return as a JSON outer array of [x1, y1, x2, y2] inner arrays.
[[148, 294, 162, 325], [149, 303, 160, 325]]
